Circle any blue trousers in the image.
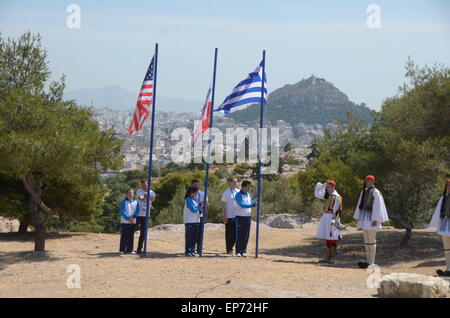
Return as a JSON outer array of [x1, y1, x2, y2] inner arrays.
[[236, 216, 251, 254], [225, 218, 236, 252], [185, 223, 200, 255], [119, 223, 136, 253]]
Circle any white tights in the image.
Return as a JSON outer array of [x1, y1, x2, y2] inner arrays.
[[363, 230, 377, 265]]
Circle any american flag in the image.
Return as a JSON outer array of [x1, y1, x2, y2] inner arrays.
[[190, 82, 212, 148], [128, 56, 155, 136]]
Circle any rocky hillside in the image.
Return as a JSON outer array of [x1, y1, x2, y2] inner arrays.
[[228, 75, 373, 126]]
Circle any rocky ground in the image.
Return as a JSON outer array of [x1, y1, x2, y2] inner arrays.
[[0, 221, 449, 298]]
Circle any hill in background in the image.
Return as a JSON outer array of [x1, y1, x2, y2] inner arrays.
[[228, 75, 374, 126]]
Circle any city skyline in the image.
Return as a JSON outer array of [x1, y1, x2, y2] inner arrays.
[[1, 0, 449, 111]]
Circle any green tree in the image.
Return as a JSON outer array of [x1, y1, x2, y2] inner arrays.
[[284, 142, 293, 152], [0, 32, 123, 251]]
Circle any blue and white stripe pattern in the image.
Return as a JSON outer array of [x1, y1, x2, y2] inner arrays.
[[215, 61, 267, 114]]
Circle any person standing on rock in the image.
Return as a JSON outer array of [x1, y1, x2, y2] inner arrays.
[[119, 189, 140, 255], [221, 177, 239, 254], [314, 180, 343, 264], [353, 175, 389, 269], [136, 180, 156, 255], [184, 186, 203, 257], [234, 180, 256, 257], [429, 178, 450, 277]]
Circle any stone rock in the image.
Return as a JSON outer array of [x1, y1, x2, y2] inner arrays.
[[378, 273, 450, 298], [0, 217, 20, 233], [150, 224, 185, 232], [261, 214, 312, 229]]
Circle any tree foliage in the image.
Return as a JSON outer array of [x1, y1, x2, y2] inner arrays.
[[0, 31, 123, 251]]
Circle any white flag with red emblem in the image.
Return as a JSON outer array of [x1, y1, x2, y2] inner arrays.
[[190, 82, 212, 148]]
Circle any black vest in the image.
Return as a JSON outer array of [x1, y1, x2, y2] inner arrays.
[[359, 187, 375, 211], [441, 194, 450, 218]]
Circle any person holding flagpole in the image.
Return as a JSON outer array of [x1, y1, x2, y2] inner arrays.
[[127, 44, 159, 256], [183, 186, 204, 257], [136, 180, 156, 255], [192, 179, 208, 255], [221, 177, 239, 254], [234, 180, 256, 257], [215, 54, 267, 258]]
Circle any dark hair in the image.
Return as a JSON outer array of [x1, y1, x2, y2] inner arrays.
[[185, 186, 198, 199], [241, 180, 251, 188], [140, 180, 147, 184], [229, 176, 238, 183], [191, 179, 199, 184], [127, 188, 134, 193], [440, 181, 449, 218]]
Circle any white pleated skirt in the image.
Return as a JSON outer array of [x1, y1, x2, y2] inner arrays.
[[429, 210, 450, 237], [356, 209, 382, 230], [316, 213, 342, 241]]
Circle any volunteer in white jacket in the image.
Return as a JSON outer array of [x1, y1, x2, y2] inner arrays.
[[183, 186, 203, 257], [119, 189, 140, 255], [315, 180, 343, 264], [221, 177, 239, 254], [353, 175, 389, 269], [234, 180, 256, 257], [429, 178, 450, 277]]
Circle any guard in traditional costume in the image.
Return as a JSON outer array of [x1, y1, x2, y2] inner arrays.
[[315, 180, 343, 264], [429, 179, 450, 277], [353, 175, 389, 269]]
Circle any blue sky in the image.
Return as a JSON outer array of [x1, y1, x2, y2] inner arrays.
[[1, 0, 449, 111]]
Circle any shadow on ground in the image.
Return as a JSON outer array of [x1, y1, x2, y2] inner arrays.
[[0, 250, 62, 272], [261, 230, 445, 269], [0, 232, 84, 242]]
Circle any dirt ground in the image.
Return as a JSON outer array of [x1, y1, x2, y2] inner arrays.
[[0, 224, 449, 298]]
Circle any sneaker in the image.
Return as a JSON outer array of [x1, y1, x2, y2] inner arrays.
[[236, 253, 242, 257], [119, 251, 125, 256], [226, 250, 233, 255], [242, 253, 247, 257], [136, 250, 143, 255], [130, 251, 137, 255]]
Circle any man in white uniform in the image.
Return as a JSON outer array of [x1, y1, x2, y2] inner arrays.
[[315, 180, 343, 264], [429, 178, 450, 277], [353, 175, 389, 269], [221, 177, 239, 254], [136, 180, 156, 255]]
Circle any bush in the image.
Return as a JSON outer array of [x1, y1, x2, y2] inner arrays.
[[67, 221, 104, 233]]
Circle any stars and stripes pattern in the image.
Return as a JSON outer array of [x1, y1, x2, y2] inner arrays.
[[190, 81, 213, 148], [215, 61, 267, 114], [128, 56, 155, 136]]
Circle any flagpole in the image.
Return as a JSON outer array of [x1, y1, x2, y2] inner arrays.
[[142, 43, 158, 257], [199, 47, 218, 257], [255, 50, 266, 259]]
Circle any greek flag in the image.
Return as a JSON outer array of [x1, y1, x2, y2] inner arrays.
[[215, 61, 267, 114]]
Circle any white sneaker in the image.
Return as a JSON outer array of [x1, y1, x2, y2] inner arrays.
[[242, 253, 247, 257], [236, 253, 242, 257]]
